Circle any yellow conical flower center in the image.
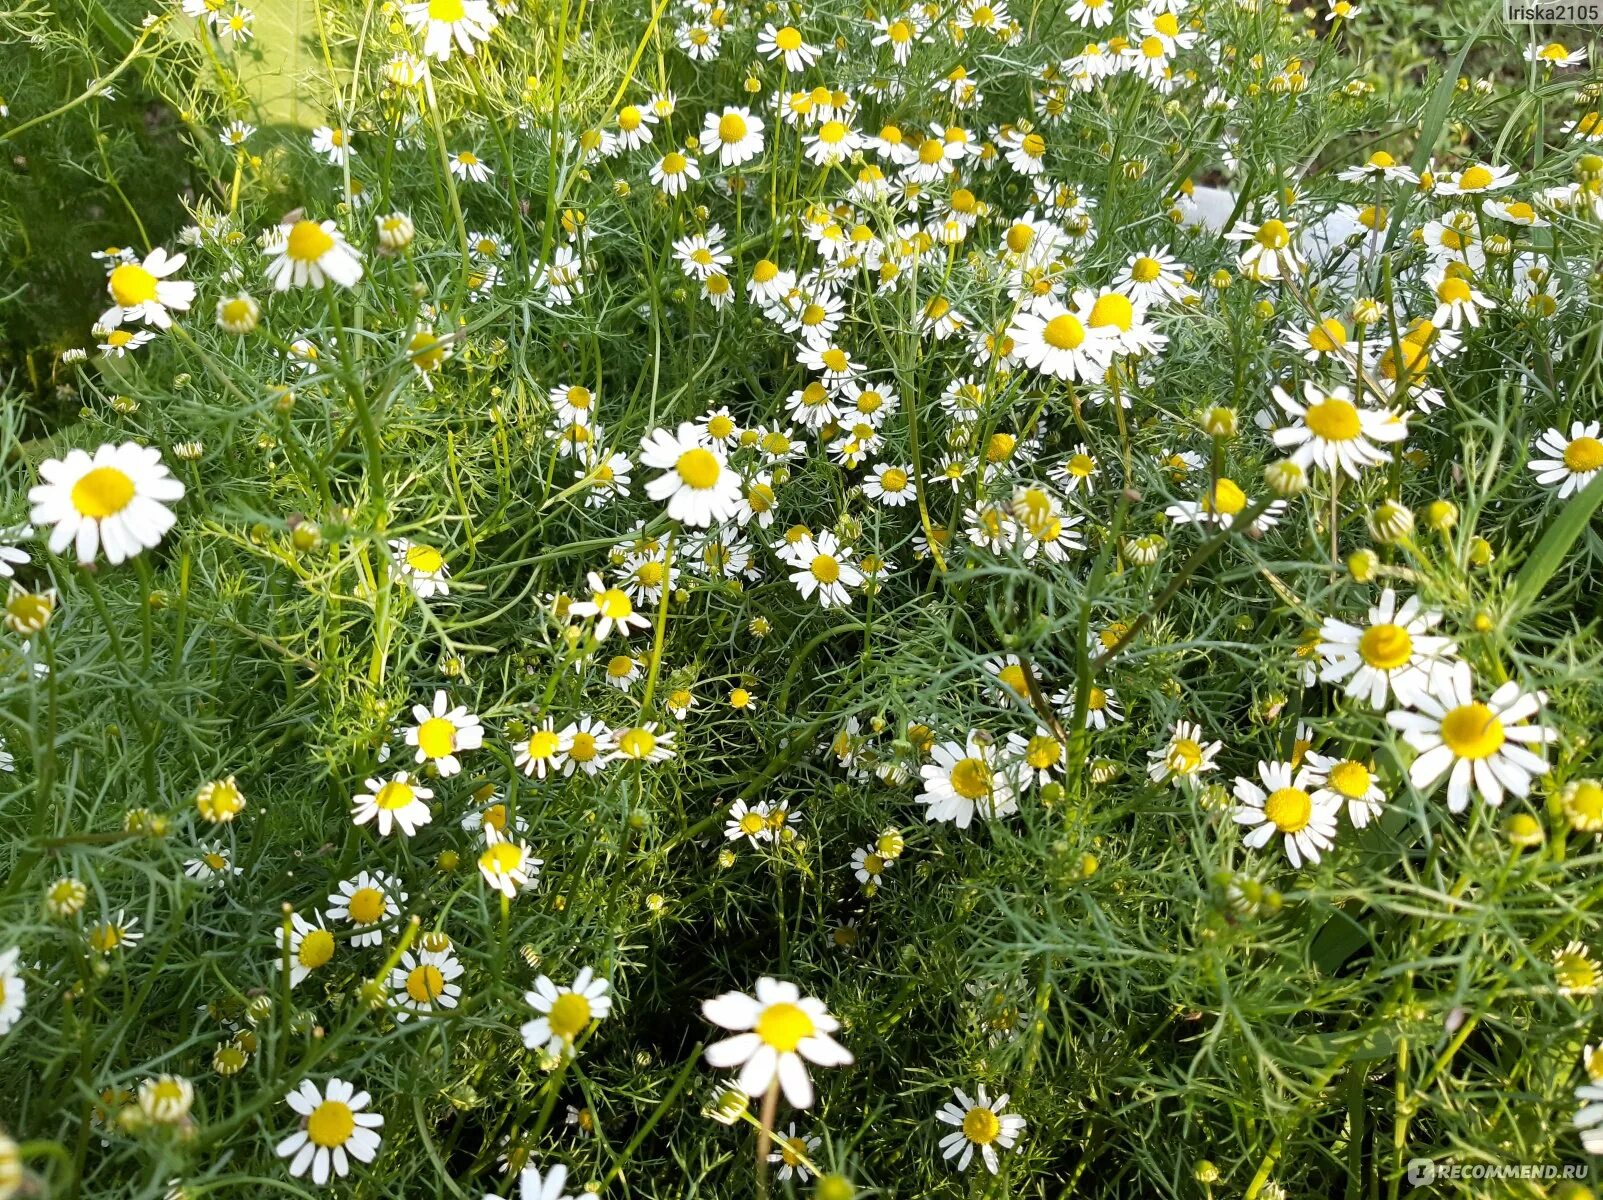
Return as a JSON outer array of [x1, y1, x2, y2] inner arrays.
[[1358, 623, 1413, 669], [1327, 761, 1372, 798], [285, 221, 334, 263], [1201, 478, 1246, 516], [718, 113, 748, 142], [1564, 436, 1603, 473], [108, 264, 159, 306], [1090, 293, 1133, 332], [481, 841, 524, 873], [71, 466, 135, 518], [1304, 397, 1361, 441], [1255, 219, 1290, 249], [962, 1106, 1002, 1144], [1166, 738, 1203, 774], [1264, 786, 1313, 833], [675, 448, 721, 489], [1154, 10, 1180, 34], [405, 544, 443, 573], [547, 991, 593, 1039], [307, 1100, 355, 1148], [617, 727, 657, 758], [298, 928, 335, 969], [755, 1001, 815, 1051], [347, 887, 386, 924], [949, 756, 993, 799], [1457, 164, 1494, 190], [417, 717, 457, 758], [1042, 313, 1086, 349], [1440, 703, 1505, 759], [810, 554, 841, 583], [406, 963, 447, 1003], [374, 780, 415, 810], [880, 467, 908, 492]]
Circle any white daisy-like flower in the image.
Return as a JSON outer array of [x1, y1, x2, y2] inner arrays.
[[404, 689, 483, 776], [1386, 663, 1556, 813], [608, 723, 675, 763], [1303, 752, 1387, 828], [403, 0, 497, 60], [350, 772, 433, 837], [1270, 382, 1408, 478], [699, 107, 766, 168], [936, 1085, 1027, 1174], [1528, 421, 1603, 499], [1425, 266, 1497, 329], [725, 798, 773, 844], [851, 843, 890, 886], [310, 125, 355, 166], [513, 718, 566, 779], [649, 148, 700, 195], [1316, 588, 1457, 710], [275, 1078, 384, 1186], [863, 462, 916, 507], [1007, 295, 1112, 382], [448, 149, 492, 182], [783, 530, 863, 608], [183, 841, 242, 883], [569, 570, 652, 640], [919, 731, 1025, 828], [702, 976, 853, 1108], [639, 423, 742, 527], [262, 219, 363, 290], [768, 1123, 822, 1182], [1231, 759, 1341, 868], [477, 837, 541, 898], [556, 716, 611, 776], [278, 913, 336, 986], [326, 870, 405, 946], [486, 1163, 578, 1200], [1146, 719, 1222, 788], [28, 442, 185, 566], [388, 947, 464, 1020], [388, 539, 450, 598], [1435, 161, 1518, 196], [1225, 215, 1303, 282], [99, 247, 195, 330], [522, 968, 614, 1057], [756, 22, 819, 71]]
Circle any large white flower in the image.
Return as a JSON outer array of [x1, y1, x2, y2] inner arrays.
[[350, 772, 433, 837], [1006, 296, 1112, 381], [639, 423, 742, 527], [262, 219, 364, 291], [919, 732, 1025, 827], [783, 530, 863, 608], [29, 442, 185, 566], [402, 0, 497, 60], [1386, 663, 1556, 812], [699, 107, 766, 168], [275, 1078, 384, 1186], [1317, 589, 1457, 710], [404, 689, 483, 776], [1528, 421, 1603, 499], [1271, 382, 1408, 478], [100, 247, 195, 329], [1231, 759, 1341, 868], [703, 977, 852, 1108]]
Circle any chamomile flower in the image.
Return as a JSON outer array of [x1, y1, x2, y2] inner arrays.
[[310, 125, 355, 166], [1425, 266, 1496, 329], [138, 1074, 194, 1125], [522, 968, 613, 1057], [702, 977, 853, 1108], [1437, 161, 1518, 196], [95, 327, 156, 357], [725, 798, 773, 844], [700, 107, 766, 167], [404, 690, 483, 776], [1007, 295, 1112, 381], [388, 539, 450, 598], [1554, 942, 1601, 997], [1316, 589, 1457, 710], [183, 842, 242, 883], [389, 948, 464, 1020], [262, 219, 363, 290], [87, 910, 143, 954], [1232, 760, 1341, 867], [919, 732, 1025, 827], [326, 871, 404, 946], [757, 22, 819, 71], [278, 913, 336, 986], [783, 530, 863, 608], [639, 423, 743, 527], [99, 247, 194, 330], [609, 723, 675, 763], [650, 149, 700, 195], [851, 844, 890, 887], [1147, 720, 1222, 789], [351, 772, 433, 837], [513, 718, 566, 779], [1528, 421, 1603, 499], [403, 0, 497, 60], [1304, 752, 1387, 828], [1271, 382, 1408, 478], [275, 1078, 384, 1185], [1386, 663, 1557, 812], [769, 1124, 821, 1182], [936, 1086, 1027, 1174], [569, 570, 651, 641], [1336, 150, 1418, 184], [1225, 216, 1303, 282], [29, 442, 184, 566], [478, 837, 541, 898], [1164, 477, 1283, 533]]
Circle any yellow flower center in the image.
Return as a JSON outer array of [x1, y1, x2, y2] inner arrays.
[[298, 928, 335, 969], [755, 1001, 816, 1051], [949, 756, 993, 800], [1457, 164, 1494, 190], [285, 220, 335, 263], [1305, 319, 1346, 353], [1026, 735, 1061, 769], [617, 727, 657, 758], [1264, 786, 1313, 833], [1440, 703, 1505, 759], [480, 841, 524, 874], [1570, 781, 1603, 822], [718, 112, 748, 142], [597, 588, 634, 620], [962, 1106, 1002, 1144], [347, 887, 386, 924], [406, 963, 447, 1004], [1327, 761, 1372, 799], [1090, 293, 1133, 333], [108, 264, 159, 307], [1166, 737, 1203, 775], [70, 466, 136, 519], [547, 991, 593, 1040], [1304, 396, 1361, 442], [919, 138, 947, 164], [1201, 478, 1246, 516], [811, 554, 841, 584], [1358, 623, 1413, 670], [306, 1099, 355, 1148], [880, 467, 908, 492], [1130, 255, 1162, 283], [1021, 132, 1046, 158], [675, 447, 721, 489], [203, 852, 228, 871], [405, 544, 443, 574], [1140, 34, 1165, 57], [416, 717, 457, 759], [525, 729, 561, 759], [1042, 313, 1087, 350], [373, 780, 415, 810], [774, 25, 802, 50], [1254, 219, 1291, 249], [1565, 436, 1603, 473]]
